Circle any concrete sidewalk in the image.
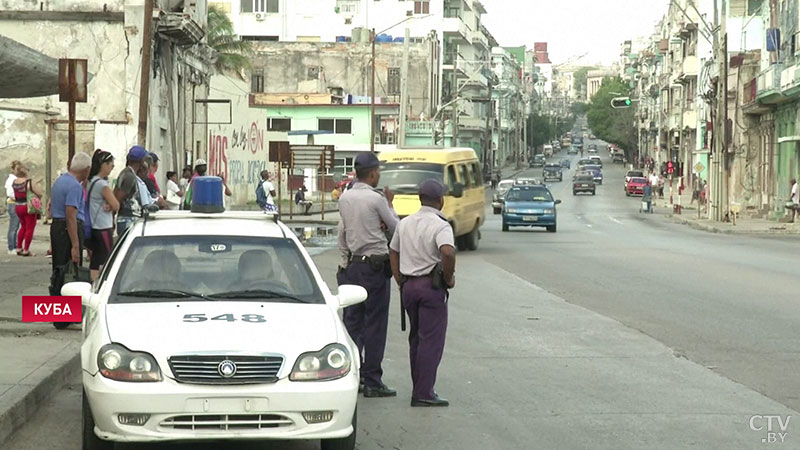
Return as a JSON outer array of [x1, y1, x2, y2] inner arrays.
[[0, 214, 82, 446], [667, 213, 800, 235]]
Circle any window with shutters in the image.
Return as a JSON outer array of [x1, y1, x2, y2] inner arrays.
[[414, 0, 430, 14], [318, 118, 352, 134], [268, 118, 291, 131], [266, 0, 279, 13], [387, 68, 401, 95], [251, 69, 264, 93]]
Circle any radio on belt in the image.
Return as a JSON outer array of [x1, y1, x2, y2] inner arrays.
[[191, 176, 225, 213]]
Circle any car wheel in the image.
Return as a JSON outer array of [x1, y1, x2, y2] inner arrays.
[[547, 224, 557, 233], [455, 235, 467, 251], [572, 190, 577, 196], [83, 390, 113, 450], [592, 190, 596, 196], [321, 406, 357, 450], [626, 192, 630, 197], [493, 207, 501, 215], [464, 223, 480, 251], [502, 221, 509, 232], [53, 322, 71, 330]]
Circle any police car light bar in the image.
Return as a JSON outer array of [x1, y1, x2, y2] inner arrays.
[[149, 210, 280, 223]]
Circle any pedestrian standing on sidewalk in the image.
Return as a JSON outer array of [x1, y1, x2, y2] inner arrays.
[[257, 170, 278, 212], [87, 150, 119, 280], [337, 152, 399, 398], [114, 146, 147, 236], [49, 152, 91, 290], [658, 173, 666, 198], [389, 179, 455, 407], [790, 178, 799, 223], [12, 163, 43, 257], [5, 160, 21, 255], [164, 171, 183, 210]]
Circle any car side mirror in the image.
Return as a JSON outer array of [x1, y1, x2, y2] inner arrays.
[[555, 199, 562, 205], [451, 183, 464, 198], [336, 284, 367, 309], [62, 282, 96, 308]]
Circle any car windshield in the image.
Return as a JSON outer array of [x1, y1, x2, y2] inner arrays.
[[379, 163, 444, 194], [498, 181, 514, 190], [627, 171, 644, 177], [111, 236, 323, 304], [584, 165, 601, 171], [631, 178, 648, 183], [506, 187, 553, 202], [545, 164, 561, 169], [576, 176, 594, 182]]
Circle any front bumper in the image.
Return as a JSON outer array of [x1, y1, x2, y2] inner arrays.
[[83, 369, 358, 443], [502, 213, 556, 226]]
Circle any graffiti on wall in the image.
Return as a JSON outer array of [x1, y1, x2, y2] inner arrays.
[[208, 120, 272, 205]]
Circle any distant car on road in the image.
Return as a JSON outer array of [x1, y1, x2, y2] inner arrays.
[[543, 163, 563, 182], [588, 155, 603, 167], [612, 152, 625, 163], [492, 179, 515, 214], [589, 134, 596, 139], [587, 147, 598, 154], [515, 177, 542, 186], [502, 185, 561, 233], [626, 177, 648, 196], [530, 154, 546, 168], [573, 174, 597, 196], [560, 159, 571, 169], [568, 145, 580, 155], [588, 143, 597, 150], [625, 170, 645, 186], [583, 165, 603, 184], [577, 158, 594, 169]]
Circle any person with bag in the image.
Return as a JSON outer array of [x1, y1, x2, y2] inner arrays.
[[11, 163, 43, 256], [87, 150, 119, 280], [49, 152, 92, 329], [5, 160, 21, 255]]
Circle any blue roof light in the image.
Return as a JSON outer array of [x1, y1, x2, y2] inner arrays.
[[191, 176, 225, 213]]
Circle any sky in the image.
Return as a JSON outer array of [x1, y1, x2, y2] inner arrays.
[[480, 0, 671, 66]]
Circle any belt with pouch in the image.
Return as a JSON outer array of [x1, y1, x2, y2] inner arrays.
[[349, 254, 390, 273]]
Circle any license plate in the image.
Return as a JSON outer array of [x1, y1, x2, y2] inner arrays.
[[523, 216, 538, 222], [581, 184, 589, 187]]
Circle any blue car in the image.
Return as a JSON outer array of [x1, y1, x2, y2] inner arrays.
[[502, 185, 561, 233]]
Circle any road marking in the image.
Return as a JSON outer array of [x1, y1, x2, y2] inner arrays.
[[609, 216, 623, 225], [586, 224, 593, 228]]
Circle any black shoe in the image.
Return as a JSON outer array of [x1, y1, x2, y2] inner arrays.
[[358, 383, 364, 394], [411, 396, 449, 407], [363, 384, 397, 398]]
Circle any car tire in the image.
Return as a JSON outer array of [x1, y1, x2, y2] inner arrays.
[[493, 207, 501, 215], [321, 406, 357, 450], [547, 224, 557, 233], [592, 190, 596, 196], [502, 221, 509, 232], [464, 223, 480, 251], [53, 322, 72, 330], [572, 191, 577, 196], [455, 235, 467, 251], [83, 390, 113, 450], [626, 192, 630, 197]]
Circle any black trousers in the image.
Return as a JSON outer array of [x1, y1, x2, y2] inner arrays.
[[49, 219, 84, 296]]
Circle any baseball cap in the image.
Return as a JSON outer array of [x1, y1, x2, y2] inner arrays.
[[127, 145, 148, 161], [419, 178, 447, 199], [354, 152, 380, 170], [194, 158, 207, 166], [149, 152, 159, 163]]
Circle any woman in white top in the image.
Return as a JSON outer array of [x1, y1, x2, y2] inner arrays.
[[5, 160, 21, 255], [87, 150, 120, 280], [165, 171, 184, 210]]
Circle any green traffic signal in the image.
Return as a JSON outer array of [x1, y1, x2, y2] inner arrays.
[[611, 97, 633, 109]]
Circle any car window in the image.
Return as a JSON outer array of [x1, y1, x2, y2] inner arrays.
[[457, 164, 471, 188], [379, 163, 444, 195], [506, 187, 553, 202], [576, 176, 594, 182], [445, 165, 457, 191], [469, 162, 482, 186], [110, 236, 323, 304]]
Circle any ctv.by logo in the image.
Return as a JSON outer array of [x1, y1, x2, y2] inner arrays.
[[750, 415, 791, 444]]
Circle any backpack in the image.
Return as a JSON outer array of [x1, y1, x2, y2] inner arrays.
[[84, 178, 101, 240], [255, 181, 267, 208]]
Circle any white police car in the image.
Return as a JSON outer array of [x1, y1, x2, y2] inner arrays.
[[62, 177, 366, 450]]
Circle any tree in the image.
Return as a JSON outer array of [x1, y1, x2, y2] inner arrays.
[[586, 77, 638, 160], [207, 6, 253, 77], [528, 114, 553, 148], [573, 66, 596, 99]]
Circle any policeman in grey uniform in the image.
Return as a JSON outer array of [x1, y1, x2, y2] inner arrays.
[[389, 178, 456, 407], [337, 152, 399, 398]]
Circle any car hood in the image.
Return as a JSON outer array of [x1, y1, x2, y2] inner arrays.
[[105, 302, 340, 357]]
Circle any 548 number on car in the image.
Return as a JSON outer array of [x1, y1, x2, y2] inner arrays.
[[183, 313, 265, 323]]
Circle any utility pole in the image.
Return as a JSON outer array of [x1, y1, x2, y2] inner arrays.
[[484, 78, 494, 174], [451, 72, 459, 147], [138, 0, 154, 146], [711, 0, 728, 221], [398, 28, 411, 148], [370, 28, 376, 153]]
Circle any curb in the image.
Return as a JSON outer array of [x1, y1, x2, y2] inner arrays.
[[0, 345, 80, 446], [667, 215, 800, 235]]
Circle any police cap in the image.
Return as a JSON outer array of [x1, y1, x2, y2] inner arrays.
[[354, 152, 380, 170], [419, 178, 447, 199]]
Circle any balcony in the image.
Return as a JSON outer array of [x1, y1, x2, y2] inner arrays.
[[470, 28, 489, 49], [659, 73, 670, 90], [442, 17, 470, 43], [780, 63, 800, 98], [680, 56, 698, 79], [157, 11, 205, 46], [756, 63, 784, 104], [682, 109, 697, 129], [405, 120, 434, 135], [443, 52, 468, 78], [459, 116, 486, 130]]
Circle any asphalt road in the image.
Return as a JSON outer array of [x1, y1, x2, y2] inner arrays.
[[4, 140, 800, 450]]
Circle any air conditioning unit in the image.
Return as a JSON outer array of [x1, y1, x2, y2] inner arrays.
[[255, 13, 264, 21], [406, 10, 413, 16]]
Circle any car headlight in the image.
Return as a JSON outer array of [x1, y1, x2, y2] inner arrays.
[[290, 344, 351, 381], [506, 208, 517, 214], [97, 344, 162, 382], [544, 209, 554, 214]]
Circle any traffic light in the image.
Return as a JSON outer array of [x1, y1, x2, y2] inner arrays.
[[610, 97, 633, 109]]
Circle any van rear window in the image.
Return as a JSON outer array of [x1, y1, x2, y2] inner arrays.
[[379, 163, 444, 195]]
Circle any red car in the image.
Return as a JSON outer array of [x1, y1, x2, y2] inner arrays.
[[626, 177, 648, 196]]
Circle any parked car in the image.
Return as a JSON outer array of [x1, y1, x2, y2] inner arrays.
[[588, 155, 603, 167], [502, 185, 561, 233], [560, 159, 571, 169], [573, 174, 596, 196], [492, 179, 515, 214], [530, 154, 546, 168], [626, 177, 649, 196], [543, 163, 563, 182], [625, 170, 645, 186]]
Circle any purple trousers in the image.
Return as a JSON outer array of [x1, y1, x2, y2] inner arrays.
[[341, 262, 391, 388], [402, 277, 448, 400]]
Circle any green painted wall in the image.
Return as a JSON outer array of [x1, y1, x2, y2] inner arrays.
[[775, 105, 800, 213], [265, 105, 372, 147]]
